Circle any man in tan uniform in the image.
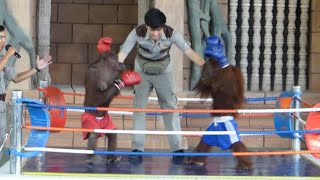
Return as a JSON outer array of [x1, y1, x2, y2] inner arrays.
[[118, 8, 205, 163], [0, 25, 52, 161]]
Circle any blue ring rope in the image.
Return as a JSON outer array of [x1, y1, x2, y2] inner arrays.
[[245, 96, 277, 102], [23, 101, 303, 118], [8, 149, 41, 158]]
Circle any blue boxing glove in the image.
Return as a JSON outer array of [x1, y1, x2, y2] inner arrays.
[[204, 36, 230, 68]]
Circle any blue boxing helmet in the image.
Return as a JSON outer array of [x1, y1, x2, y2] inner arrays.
[[204, 36, 230, 68]]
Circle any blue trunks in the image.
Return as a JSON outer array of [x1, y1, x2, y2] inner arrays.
[[202, 116, 240, 150]]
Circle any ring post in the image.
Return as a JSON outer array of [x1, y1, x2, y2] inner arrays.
[[10, 90, 23, 175], [292, 86, 301, 159], [39, 80, 49, 103]]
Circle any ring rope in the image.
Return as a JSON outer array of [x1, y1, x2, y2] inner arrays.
[[291, 112, 307, 125], [17, 96, 320, 161], [66, 109, 273, 118], [60, 90, 277, 103], [23, 147, 320, 157], [0, 127, 12, 152], [295, 98, 315, 108], [23, 125, 320, 136], [8, 149, 43, 158], [23, 102, 320, 114]]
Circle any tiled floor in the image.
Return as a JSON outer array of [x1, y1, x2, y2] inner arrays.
[[22, 151, 320, 178]]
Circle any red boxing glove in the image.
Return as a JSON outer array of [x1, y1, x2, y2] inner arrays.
[[97, 37, 113, 54], [115, 71, 141, 89]]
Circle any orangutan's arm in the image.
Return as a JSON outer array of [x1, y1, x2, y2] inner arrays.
[[84, 68, 120, 108]]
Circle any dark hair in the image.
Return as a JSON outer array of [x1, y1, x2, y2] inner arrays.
[[144, 8, 166, 29], [0, 25, 5, 32]]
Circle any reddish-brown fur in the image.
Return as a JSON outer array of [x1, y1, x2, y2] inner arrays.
[[187, 59, 253, 170], [84, 51, 126, 164]]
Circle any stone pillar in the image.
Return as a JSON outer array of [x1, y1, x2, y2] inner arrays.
[[154, 0, 184, 92], [138, 0, 154, 24], [6, 0, 36, 90], [37, 0, 52, 85]]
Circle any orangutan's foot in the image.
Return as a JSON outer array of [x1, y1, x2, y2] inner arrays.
[[106, 155, 121, 164], [86, 155, 105, 165], [184, 156, 206, 166], [236, 158, 253, 170]]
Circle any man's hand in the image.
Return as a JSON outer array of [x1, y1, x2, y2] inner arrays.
[[36, 55, 53, 71], [6, 46, 16, 57], [114, 70, 141, 89]]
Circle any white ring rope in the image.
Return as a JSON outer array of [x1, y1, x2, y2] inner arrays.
[[65, 108, 320, 114], [295, 116, 307, 125], [23, 127, 302, 136], [93, 129, 238, 135], [24, 147, 93, 154], [0, 138, 6, 151], [0, 128, 12, 152], [237, 108, 320, 113], [148, 97, 212, 102]]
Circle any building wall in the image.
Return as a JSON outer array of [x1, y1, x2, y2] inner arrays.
[[310, 0, 320, 92], [48, 0, 228, 92], [49, 0, 138, 86], [155, 0, 185, 92]]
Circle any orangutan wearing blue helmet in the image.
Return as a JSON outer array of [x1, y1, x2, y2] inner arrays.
[[186, 36, 253, 170]]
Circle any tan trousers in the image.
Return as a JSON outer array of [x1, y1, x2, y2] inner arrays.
[[131, 68, 182, 152]]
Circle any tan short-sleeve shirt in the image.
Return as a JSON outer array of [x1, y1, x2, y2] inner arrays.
[[120, 25, 191, 61]]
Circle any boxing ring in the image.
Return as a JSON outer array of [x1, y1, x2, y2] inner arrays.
[[2, 83, 320, 179]]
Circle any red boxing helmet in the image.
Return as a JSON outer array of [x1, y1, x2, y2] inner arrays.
[[97, 37, 113, 54]]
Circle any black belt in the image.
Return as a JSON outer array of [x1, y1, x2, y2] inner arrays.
[[0, 94, 5, 101], [138, 53, 170, 62]]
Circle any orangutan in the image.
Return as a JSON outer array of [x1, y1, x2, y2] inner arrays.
[[82, 37, 141, 164], [186, 36, 253, 170]]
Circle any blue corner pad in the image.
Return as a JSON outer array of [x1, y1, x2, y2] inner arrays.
[[11, 98, 50, 157], [274, 91, 295, 138]]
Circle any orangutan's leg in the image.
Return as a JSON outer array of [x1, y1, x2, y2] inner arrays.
[[230, 141, 253, 170], [87, 133, 97, 150], [186, 140, 211, 166], [86, 133, 105, 164], [106, 133, 121, 164]]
